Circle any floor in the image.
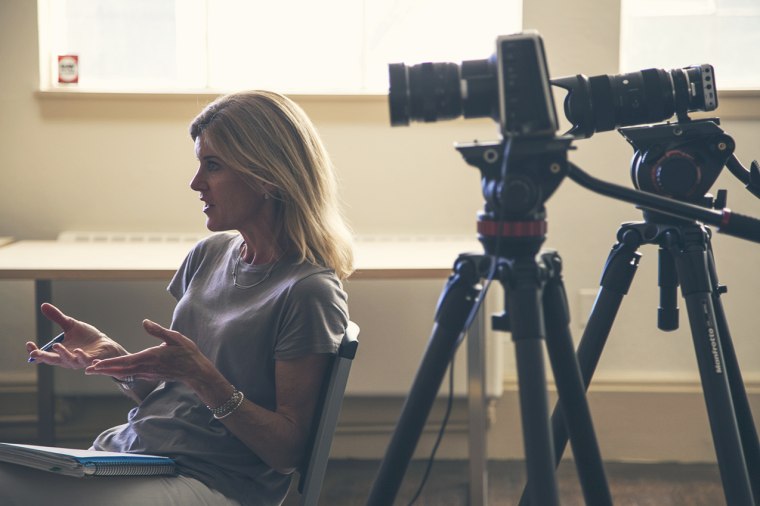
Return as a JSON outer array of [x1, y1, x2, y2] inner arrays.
[[284, 459, 726, 505]]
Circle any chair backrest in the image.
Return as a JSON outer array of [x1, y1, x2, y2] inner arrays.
[[297, 321, 359, 506]]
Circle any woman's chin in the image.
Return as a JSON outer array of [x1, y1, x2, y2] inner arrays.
[[205, 220, 234, 233], [204, 220, 222, 232]]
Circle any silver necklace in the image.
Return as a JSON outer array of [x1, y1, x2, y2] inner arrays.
[[231, 254, 277, 289]]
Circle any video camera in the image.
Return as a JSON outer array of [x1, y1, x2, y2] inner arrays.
[[388, 31, 558, 137]]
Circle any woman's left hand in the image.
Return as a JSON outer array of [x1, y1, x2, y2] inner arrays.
[[84, 320, 211, 385]]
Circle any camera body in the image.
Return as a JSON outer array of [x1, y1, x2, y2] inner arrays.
[[388, 31, 558, 138], [495, 32, 558, 137]]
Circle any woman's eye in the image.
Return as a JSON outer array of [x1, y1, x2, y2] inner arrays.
[[206, 161, 220, 171]]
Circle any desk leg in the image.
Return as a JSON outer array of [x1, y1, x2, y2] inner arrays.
[[467, 306, 488, 506], [35, 280, 56, 445]]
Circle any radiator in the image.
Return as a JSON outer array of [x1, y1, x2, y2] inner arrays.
[[57, 231, 206, 244]]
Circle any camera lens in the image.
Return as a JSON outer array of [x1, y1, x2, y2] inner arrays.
[[604, 69, 675, 131], [552, 64, 718, 138], [388, 62, 462, 126], [460, 58, 499, 120], [388, 59, 498, 127], [388, 63, 412, 126], [554, 69, 674, 136]]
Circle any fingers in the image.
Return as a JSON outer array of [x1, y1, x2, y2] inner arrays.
[[28, 343, 93, 368], [27, 344, 64, 366], [86, 359, 119, 377], [27, 340, 62, 365], [40, 303, 75, 333], [55, 344, 94, 368], [86, 353, 145, 379]]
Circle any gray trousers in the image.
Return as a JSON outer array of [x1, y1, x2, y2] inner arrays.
[[0, 462, 241, 505]]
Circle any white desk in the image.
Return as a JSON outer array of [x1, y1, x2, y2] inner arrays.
[[0, 237, 490, 505], [0, 237, 484, 280]]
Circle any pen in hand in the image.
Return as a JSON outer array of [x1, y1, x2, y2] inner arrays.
[[28, 332, 65, 363]]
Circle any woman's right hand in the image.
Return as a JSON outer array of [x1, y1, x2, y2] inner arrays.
[[26, 303, 128, 369]]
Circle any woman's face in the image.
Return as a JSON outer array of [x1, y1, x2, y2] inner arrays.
[[190, 134, 272, 234]]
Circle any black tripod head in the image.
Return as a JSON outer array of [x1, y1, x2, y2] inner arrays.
[[456, 136, 573, 258], [621, 118, 735, 218]]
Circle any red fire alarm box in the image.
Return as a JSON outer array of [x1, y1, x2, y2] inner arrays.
[[58, 55, 79, 84]]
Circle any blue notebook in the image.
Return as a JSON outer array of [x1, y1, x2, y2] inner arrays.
[[0, 443, 176, 477]]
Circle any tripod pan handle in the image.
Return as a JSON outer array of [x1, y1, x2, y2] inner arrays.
[[717, 209, 760, 243]]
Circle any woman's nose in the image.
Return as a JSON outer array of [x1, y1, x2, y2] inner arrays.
[[190, 170, 204, 191]]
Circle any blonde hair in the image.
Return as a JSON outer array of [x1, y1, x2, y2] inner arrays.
[[190, 90, 354, 279]]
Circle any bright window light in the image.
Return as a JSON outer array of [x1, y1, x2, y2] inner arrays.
[[620, 0, 760, 90], [38, 0, 523, 94]]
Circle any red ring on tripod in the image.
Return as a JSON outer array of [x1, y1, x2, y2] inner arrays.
[[720, 209, 732, 229], [478, 220, 547, 237]]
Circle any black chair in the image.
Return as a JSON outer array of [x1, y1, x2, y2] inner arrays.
[[296, 321, 359, 506]]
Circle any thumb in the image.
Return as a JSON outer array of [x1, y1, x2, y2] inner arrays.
[[142, 319, 183, 346], [40, 303, 74, 332]]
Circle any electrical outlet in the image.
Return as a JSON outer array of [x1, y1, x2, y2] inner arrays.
[[578, 288, 598, 328]]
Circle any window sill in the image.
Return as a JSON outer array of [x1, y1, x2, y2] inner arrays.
[[35, 87, 388, 103], [37, 88, 760, 117]]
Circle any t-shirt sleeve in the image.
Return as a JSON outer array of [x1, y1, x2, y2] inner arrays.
[[274, 271, 348, 360], [167, 240, 204, 301]]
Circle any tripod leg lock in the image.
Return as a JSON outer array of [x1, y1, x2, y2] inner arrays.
[[540, 250, 571, 328], [434, 254, 485, 327], [499, 257, 547, 341], [600, 230, 642, 295]]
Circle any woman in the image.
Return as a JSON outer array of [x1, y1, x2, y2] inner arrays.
[[5, 90, 354, 505]]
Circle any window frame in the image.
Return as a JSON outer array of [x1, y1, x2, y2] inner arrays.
[[36, 0, 523, 97]]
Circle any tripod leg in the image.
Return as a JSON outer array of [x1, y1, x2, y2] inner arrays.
[[541, 251, 612, 505], [504, 256, 560, 506], [366, 255, 483, 506], [668, 228, 755, 506], [576, 229, 642, 389], [706, 246, 760, 503], [519, 229, 642, 506]]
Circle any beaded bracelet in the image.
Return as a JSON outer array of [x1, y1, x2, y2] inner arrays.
[[208, 388, 245, 420]]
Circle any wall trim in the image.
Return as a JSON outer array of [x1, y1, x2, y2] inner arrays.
[[504, 375, 760, 394], [1, 375, 757, 462], [330, 376, 760, 462]]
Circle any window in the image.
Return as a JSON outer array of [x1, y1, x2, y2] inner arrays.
[[38, 0, 522, 94], [620, 0, 760, 90]]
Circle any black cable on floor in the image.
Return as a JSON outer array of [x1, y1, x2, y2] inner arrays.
[[406, 358, 455, 506]]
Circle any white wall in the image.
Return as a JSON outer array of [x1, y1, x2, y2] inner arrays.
[[1, 0, 759, 461]]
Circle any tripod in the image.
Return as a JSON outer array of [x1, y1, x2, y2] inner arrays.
[[531, 211, 759, 505], [530, 119, 760, 505], [367, 137, 613, 505]]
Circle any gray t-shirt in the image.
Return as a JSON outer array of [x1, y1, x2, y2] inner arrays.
[[92, 233, 349, 505]]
